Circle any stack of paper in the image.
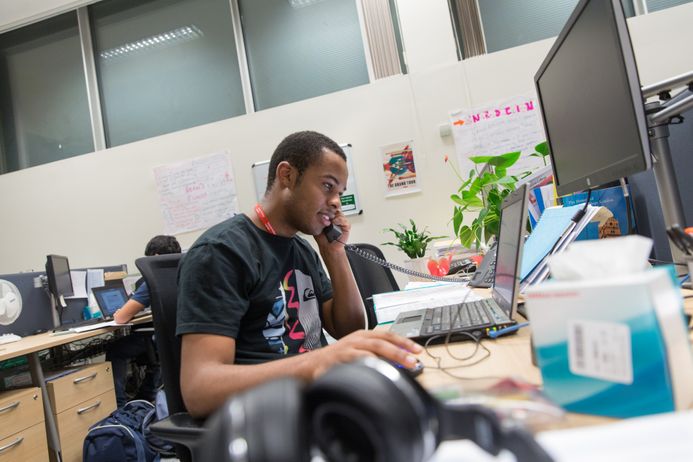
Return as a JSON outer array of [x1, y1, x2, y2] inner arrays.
[[372, 283, 481, 325], [520, 204, 612, 292]]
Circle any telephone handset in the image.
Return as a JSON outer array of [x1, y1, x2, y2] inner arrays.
[[468, 242, 497, 288], [323, 223, 343, 243]]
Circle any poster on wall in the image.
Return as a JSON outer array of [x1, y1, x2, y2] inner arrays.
[[250, 144, 362, 216], [449, 93, 547, 174], [154, 151, 238, 235], [381, 140, 420, 197]]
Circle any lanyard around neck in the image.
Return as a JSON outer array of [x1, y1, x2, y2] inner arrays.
[[254, 204, 277, 235]]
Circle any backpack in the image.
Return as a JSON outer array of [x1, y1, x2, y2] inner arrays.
[[142, 389, 175, 457], [83, 400, 159, 462]]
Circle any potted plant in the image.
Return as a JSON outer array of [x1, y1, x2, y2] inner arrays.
[[382, 219, 445, 278], [449, 142, 547, 251]]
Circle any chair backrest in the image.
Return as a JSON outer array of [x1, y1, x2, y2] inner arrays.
[[135, 254, 186, 415], [346, 244, 399, 329]]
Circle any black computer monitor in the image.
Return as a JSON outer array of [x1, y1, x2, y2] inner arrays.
[[534, 0, 651, 197], [45, 254, 74, 299]]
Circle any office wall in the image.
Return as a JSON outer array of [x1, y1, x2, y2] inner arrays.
[[1, 1, 692, 286]]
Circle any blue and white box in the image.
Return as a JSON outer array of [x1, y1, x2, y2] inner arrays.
[[526, 268, 693, 418]]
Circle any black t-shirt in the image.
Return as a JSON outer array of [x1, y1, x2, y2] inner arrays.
[[176, 214, 333, 364]]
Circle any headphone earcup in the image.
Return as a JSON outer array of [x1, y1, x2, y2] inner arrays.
[[201, 377, 310, 462], [306, 358, 439, 462]]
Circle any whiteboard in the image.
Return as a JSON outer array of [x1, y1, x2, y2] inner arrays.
[[251, 144, 362, 216]]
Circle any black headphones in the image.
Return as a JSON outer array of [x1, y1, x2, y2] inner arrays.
[[200, 358, 553, 462]]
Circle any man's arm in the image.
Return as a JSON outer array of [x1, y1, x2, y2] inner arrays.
[[114, 298, 146, 324], [316, 211, 366, 338], [180, 329, 422, 418]]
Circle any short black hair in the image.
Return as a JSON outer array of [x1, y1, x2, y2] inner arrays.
[[265, 131, 346, 194], [144, 235, 181, 256]]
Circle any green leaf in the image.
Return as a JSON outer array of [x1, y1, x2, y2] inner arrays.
[[535, 141, 549, 156], [488, 151, 521, 168], [468, 155, 494, 164], [461, 191, 483, 207], [453, 208, 463, 234]]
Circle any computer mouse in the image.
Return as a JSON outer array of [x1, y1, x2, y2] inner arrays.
[[387, 357, 425, 378]]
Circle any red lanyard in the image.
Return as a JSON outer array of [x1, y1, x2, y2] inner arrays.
[[254, 204, 276, 235]]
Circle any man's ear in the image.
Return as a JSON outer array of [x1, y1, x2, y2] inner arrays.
[[276, 161, 297, 188]]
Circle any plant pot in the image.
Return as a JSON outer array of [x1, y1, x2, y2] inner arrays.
[[403, 257, 431, 283]]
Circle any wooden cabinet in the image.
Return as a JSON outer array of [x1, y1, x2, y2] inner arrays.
[[46, 362, 116, 462], [0, 387, 48, 462]]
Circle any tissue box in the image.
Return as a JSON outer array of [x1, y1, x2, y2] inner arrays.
[[526, 268, 693, 418]]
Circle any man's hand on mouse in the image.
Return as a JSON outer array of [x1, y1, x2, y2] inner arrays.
[[308, 329, 422, 379]]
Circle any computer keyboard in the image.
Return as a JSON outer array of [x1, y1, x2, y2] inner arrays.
[[421, 299, 497, 335], [0, 333, 22, 345]]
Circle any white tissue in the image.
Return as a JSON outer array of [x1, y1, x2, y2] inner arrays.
[[548, 235, 653, 281]]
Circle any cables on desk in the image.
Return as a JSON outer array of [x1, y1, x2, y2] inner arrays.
[[420, 287, 503, 381]]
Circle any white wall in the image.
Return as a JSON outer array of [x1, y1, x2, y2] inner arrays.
[[1, 1, 692, 286]]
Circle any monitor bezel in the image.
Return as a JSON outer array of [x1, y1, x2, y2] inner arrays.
[[534, 0, 651, 196]]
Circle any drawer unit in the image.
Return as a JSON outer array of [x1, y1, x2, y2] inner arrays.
[[47, 362, 114, 415], [0, 387, 48, 462], [46, 362, 117, 462], [54, 389, 116, 462], [0, 421, 49, 462]]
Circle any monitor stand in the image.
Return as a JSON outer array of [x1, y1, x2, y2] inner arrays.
[[642, 70, 693, 265], [48, 294, 63, 329]]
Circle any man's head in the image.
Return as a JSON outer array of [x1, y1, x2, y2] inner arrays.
[[265, 131, 348, 236], [265, 131, 346, 194], [144, 235, 181, 256]]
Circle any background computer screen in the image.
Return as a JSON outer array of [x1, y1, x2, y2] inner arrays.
[[534, 0, 650, 196], [45, 254, 74, 298]]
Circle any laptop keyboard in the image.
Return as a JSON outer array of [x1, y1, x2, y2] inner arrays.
[[420, 299, 508, 336]]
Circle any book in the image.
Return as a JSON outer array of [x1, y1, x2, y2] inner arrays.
[[561, 185, 635, 239]]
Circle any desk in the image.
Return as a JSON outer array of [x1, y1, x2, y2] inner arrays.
[[411, 290, 693, 431], [0, 315, 152, 462]]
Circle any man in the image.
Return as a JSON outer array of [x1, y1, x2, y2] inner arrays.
[[177, 131, 422, 418], [107, 234, 181, 407]]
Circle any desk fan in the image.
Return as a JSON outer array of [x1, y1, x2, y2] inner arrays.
[[0, 279, 22, 325]]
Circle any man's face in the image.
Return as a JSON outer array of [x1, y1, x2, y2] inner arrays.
[[285, 149, 348, 236]]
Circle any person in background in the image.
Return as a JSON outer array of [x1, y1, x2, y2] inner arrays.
[[177, 131, 422, 418], [106, 235, 181, 407]]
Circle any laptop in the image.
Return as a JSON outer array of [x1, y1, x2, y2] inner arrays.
[[53, 285, 132, 332], [390, 183, 529, 342], [92, 286, 130, 319]]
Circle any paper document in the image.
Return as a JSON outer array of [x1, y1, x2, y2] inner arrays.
[[429, 410, 693, 462], [536, 409, 693, 461], [87, 269, 105, 293], [372, 283, 481, 324], [121, 275, 141, 295], [68, 320, 132, 333], [66, 270, 87, 299]]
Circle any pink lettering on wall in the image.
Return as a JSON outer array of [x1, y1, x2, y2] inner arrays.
[[460, 100, 537, 126]]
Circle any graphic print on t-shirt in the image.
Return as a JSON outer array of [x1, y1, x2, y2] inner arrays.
[[266, 268, 321, 353], [262, 283, 288, 354]]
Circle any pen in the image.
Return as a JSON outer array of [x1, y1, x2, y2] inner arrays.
[[488, 322, 530, 339]]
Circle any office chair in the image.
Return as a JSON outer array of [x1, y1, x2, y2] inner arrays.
[[135, 254, 205, 462], [346, 243, 400, 329]]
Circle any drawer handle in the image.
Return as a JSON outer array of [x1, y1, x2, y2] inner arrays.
[[73, 372, 98, 384], [0, 437, 23, 454], [0, 401, 19, 413], [77, 400, 102, 415]]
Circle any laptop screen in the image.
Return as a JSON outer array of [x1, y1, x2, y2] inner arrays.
[[93, 286, 129, 317], [491, 184, 529, 315]]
